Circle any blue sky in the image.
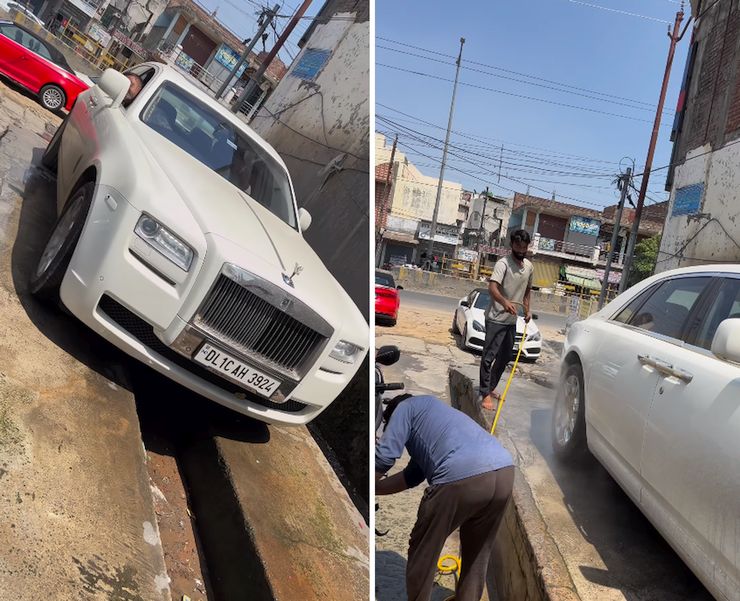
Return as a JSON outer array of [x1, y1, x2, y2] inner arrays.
[[193, 0, 321, 66], [376, 0, 690, 211]]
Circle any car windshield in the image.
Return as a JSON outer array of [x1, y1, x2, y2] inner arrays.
[[474, 290, 490, 309], [141, 81, 297, 228], [376, 272, 395, 287], [0, 22, 74, 73]]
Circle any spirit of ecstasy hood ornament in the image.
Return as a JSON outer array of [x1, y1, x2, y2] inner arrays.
[[282, 263, 303, 288]]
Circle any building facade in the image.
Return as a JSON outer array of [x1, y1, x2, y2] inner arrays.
[[660, 0, 740, 270], [250, 0, 369, 318], [375, 133, 463, 267]]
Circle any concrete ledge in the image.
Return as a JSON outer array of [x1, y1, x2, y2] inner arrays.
[[449, 366, 580, 601], [181, 423, 369, 601]]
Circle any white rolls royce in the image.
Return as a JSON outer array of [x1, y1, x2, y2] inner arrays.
[[552, 265, 740, 601], [33, 64, 368, 426]]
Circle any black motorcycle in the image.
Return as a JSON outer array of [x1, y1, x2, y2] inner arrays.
[[375, 345, 404, 434]]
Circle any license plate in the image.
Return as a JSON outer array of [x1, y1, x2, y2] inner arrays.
[[194, 343, 281, 398]]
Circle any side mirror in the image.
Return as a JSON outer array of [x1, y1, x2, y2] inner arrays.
[[396, 285, 403, 290], [298, 207, 312, 231], [98, 68, 130, 109], [460, 300, 470, 308], [711, 318, 740, 363], [376, 345, 400, 366]]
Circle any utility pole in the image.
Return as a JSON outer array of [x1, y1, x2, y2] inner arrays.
[[232, 0, 313, 114], [427, 37, 465, 257], [599, 167, 631, 309], [376, 134, 398, 248], [216, 4, 279, 100], [476, 188, 489, 257], [620, 5, 685, 293]]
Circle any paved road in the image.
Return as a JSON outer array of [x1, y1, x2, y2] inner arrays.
[[400, 289, 567, 333]]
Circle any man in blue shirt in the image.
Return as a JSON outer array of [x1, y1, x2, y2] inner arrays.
[[376, 394, 515, 601]]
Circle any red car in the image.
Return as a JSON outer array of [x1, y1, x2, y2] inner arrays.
[[0, 20, 88, 111], [376, 269, 402, 326]]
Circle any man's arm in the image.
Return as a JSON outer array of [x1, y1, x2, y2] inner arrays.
[[375, 471, 410, 495], [489, 280, 517, 316], [523, 285, 532, 322]]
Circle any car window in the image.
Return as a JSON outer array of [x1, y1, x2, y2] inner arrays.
[[375, 272, 395, 287], [474, 290, 490, 309], [141, 81, 297, 229], [693, 278, 740, 349], [626, 276, 710, 339]]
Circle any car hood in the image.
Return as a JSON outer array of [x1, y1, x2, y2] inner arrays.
[[137, 127, 357, 309], [469, 306, 541, 336]]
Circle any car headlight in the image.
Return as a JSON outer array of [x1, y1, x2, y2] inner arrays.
[[330, 340, 364, 364], [135, 214, 194, 271], [527, 331, 542, 341], [472, 320, 485, 332]]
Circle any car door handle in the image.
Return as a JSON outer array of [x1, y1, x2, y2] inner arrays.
[[88, 96, 98, 108], [637, 354, 673, 374], [668, 367, 693, 384]]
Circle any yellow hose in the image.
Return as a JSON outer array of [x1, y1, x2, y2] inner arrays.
[[437, 554, 461, 601], [490, 317, 528, 435]]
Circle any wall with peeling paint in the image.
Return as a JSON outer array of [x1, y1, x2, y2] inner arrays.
[[250, 10, 369, 319], [658, 142, 740, 271]]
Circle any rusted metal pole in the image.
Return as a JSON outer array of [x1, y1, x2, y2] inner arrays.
[[232, 0, 313, 113], [620, 7, 684, 292]]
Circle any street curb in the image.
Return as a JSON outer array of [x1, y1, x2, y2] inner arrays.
[[449, 366, 581, 601], [180, 424, 369, 601]]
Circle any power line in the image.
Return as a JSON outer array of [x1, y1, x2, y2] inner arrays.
[[377, 36, 672, 113], [564, 0, 672, 24], [377, 115, 615, 178], [377, 63, 666, 126], [375, 44, 674, 114], [377, 103, 623, 165]]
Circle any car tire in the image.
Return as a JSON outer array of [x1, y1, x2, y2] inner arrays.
[[452, 313, 460, 334], [461, 323, 468, 349], [30, 182, 93, 303], [39, 84, 66, 112], [551, 361, 587, 460], [41, 115, 67, 173]]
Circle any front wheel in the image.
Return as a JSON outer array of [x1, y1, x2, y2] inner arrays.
[[551, 361, 587, 460], [30, 182, 93, 302], [451, 312, 460, 334], [39, 84, 66, 112]]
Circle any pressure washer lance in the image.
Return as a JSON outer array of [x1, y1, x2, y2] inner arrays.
[[490, 301, 529, 435]]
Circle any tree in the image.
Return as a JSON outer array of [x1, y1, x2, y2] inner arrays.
[[628, 234, 661, 287]]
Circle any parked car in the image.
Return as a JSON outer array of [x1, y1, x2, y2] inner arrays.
[[32, 64, 368, 426], [0, 19, 88, 111], [453, 287, 542, 359], [551, 265, 740, 601], [375, 269, 402, 326], [6, 2, 44, 27]]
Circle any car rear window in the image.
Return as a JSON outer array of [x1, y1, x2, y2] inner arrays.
[[141, 81, 297, 229], [375, 272, 395, 287]]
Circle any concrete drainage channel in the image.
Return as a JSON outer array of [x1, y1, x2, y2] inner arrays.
[[128, 361, 370, 601], [449, 366, 580, 601]]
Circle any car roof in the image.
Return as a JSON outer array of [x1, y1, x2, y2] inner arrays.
[[136, 62, 289, 174], [656, 264, 740, 276], [376, 269, 393, 275]]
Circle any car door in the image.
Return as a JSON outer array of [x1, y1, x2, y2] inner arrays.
[[586, 275, 712, 494], [0, 24, 32, 85], [639, 275, 740, 600]]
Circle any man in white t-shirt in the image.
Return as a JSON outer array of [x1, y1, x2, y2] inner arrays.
[[480, 229, 534, 411]]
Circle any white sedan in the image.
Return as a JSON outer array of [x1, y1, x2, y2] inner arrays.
[[452, 287, 542, 360], [33, 64, 368, 426], [551, 265, 740, 601]]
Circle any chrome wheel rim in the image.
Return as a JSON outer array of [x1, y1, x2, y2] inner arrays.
[[35, 193, 83, 278], [42, 88, 63, 109], [555, 373, 580, 446]]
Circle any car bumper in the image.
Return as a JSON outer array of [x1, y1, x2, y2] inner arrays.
[[59, 185, 363, 425]]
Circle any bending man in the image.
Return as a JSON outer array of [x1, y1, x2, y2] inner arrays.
[[376, 394, 514, 601]]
